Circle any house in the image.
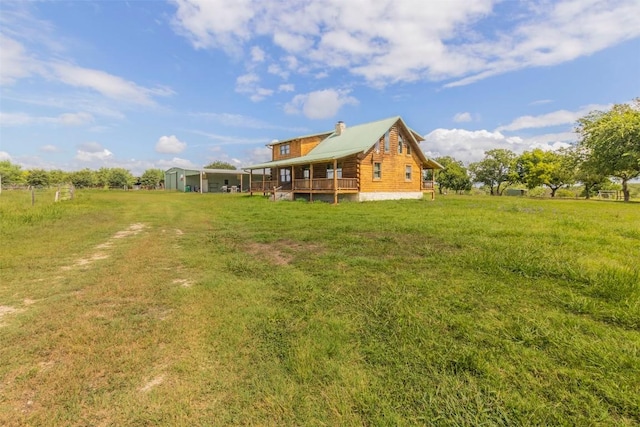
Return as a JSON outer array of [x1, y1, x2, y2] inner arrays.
[[244, 116, 443, 203], [164, 167, 259, 193]]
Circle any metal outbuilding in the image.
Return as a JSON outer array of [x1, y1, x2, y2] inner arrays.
[[164, 168, 255, 193]]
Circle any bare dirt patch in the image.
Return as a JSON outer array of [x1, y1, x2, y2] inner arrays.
[[172, 279, 193, 288], [246, 240, 324, 266], [61, 223, 147, 271], [113, 223, 146, 239], [140, 374, 165, 393], [0, 305, 24, 325]]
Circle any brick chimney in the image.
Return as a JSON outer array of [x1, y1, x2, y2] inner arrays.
[[335, 121, 346, 135]]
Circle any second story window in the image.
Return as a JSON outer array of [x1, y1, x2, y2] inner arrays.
[[398, 139, 403, 154], [405, 165, 412, 181], [407, 143, 411, 155], [384, 131, 390, 152], [279, 144, 290, 155]]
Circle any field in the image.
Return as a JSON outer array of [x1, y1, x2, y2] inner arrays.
[[1, 190, 639, 426]]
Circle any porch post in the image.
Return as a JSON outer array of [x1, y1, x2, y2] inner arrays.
[[262, 168, 266, 195], [333, 159, 338, 204], [431, 168, 435, 200], [199, 170, 203, 194], [310, 163, 314, 202], [249, 170, 253, 196], [291, 166, 294, 191]]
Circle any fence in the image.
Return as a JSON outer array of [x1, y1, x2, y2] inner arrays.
[[0, 185, 75, 206]]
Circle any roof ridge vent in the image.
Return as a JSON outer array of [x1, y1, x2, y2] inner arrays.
[[335, 121, 346, 136]]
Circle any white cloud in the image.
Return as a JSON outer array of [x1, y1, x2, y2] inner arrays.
[[530, 99, 553, 106], [421, 128, 577, 164], [0, 35, 41, 85], [156, 157, 199, 169], [235, 72, 274, 101], [278, 83, 294, 92], [0, 111, 95, 126], [58, 112, 94, 126], [0, 112, 33, 126], [40, 144, 60, 152], [0, 151, 12, 161], [156, 135, 187, 153], [496, 104, 610, 131], [243, 146, 272, 166], [50, 62, 174, 106], [250, 46, 265, 62], [453, 112, 472, 123], [190, 130, 268, 145], [267, 64, 289, 79], [284, 89, 358, 119], [77, 141, 105, 153], [170, 0, 640, 87], [193, 112, 308, 132], [75, 148, 113, 162], [170, 0, 255, 52]]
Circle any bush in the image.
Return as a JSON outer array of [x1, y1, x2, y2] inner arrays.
[[555, 188, 579, 198], [527, 187, 548, 198]]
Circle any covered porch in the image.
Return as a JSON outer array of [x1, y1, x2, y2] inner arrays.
[[247, 159, 358, 203]]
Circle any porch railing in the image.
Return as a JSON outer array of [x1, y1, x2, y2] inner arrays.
[[250, 180, 278, 192], [422, 181, 435, 190], [293, 178, 358, 191]]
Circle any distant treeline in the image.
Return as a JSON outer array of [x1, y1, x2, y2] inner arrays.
[[0, 164, 165, 189]]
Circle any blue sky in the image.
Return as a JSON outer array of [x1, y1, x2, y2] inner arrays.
[[1, 0, 639, 175]]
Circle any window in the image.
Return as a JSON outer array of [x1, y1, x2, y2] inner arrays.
[[398, 138, 403, 154], [279, 168, 291, 183], [303, 168, 310, 179], [327, 163, 342, 179], [375, 140, 380, 153], [384, 131, 390, 152], [407, 143, 411, 155], [279, 144, 290, 155], [405, 165, 412, 181], [373, 162, 382, 180]]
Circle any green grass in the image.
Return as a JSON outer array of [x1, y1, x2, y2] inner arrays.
[[1, 190, 639, 425]]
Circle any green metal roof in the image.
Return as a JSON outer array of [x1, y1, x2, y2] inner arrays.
[[245, 116, 443, 170]]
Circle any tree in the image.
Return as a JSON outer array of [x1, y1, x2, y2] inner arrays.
[[577, 99, 640, 202], [568, 146, 609, 199], [70, 169, 96, 188], [95, 167, 111, 188], [204, 160, 237, 170], [107, 168, 135, 188], [140, 168, 164, 188], [435, 156, 472, 194], [0, 160, 25, 185], [469, 149, 516, 195], [26, 169, 50, 187], [515, 149, 575, 197], [48, 169, 70, 185]]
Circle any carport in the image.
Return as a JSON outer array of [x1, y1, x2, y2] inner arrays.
[[164, 168, 252, 193]]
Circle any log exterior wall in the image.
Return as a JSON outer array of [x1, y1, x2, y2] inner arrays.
[[359, 123, 423, 193], [272, 135, 328, 161]]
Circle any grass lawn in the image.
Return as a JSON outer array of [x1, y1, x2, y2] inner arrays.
[[1, 190, 639, 425]]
